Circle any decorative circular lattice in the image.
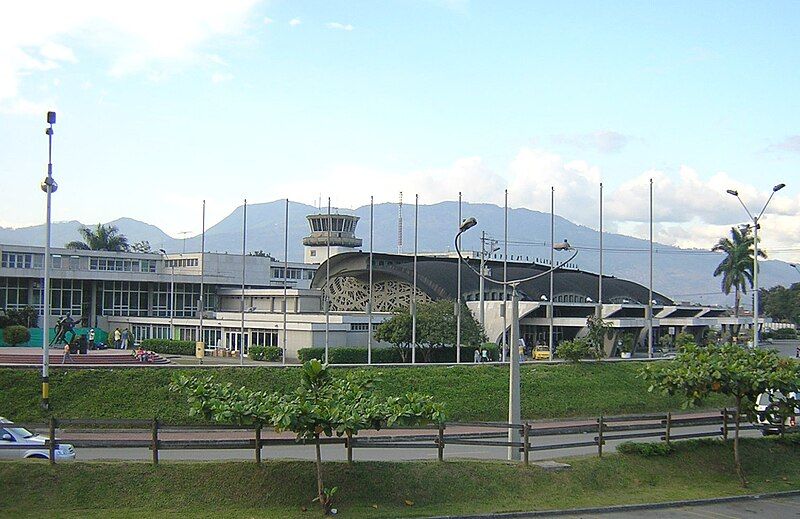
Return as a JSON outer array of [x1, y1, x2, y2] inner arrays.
[[323, 276, 432, 312]]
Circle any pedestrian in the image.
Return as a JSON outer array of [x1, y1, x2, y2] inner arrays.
[[481, 348, 488, 363], [473, 348, 481, 363], [62, 342, 71, 364], [88, 328, 95, 350], [121, 328, 130, 350], [795, 346, 799, 359], [113, 328, 121, 349]]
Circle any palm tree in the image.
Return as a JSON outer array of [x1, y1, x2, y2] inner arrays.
[[712, 226, 766, 317], [65, 224, 130, 252]]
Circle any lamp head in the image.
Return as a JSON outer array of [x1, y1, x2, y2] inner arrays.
[[540, 295, 548, 301], [459, 217, 477, 233], [726, 189, 739, 197], [159, 248, 167, 255], [47, 111, 56, 124], [773, 183, 786, 192]]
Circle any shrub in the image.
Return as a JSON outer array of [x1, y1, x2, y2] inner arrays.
[[2, 325, 30, 346], [248, 346, 282, 362], [772, 328, 798, 340], [140, 339, 195, 356], [675, 332, 696, 350], [556, 338, 593, 362], [617, 441, 674, 457], [296, 345, 500, 364]]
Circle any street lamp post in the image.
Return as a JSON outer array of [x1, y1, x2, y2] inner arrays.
[[726, 183, 786, 349], [455, 217, 578, 460], [478, 232, 499, 330], [41, 111, 57, 410]]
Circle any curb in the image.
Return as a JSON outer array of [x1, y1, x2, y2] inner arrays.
[[420, 489, 800, 518]]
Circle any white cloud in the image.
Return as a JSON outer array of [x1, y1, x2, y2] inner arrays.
[[263, 17, 274, 25], [289, 18, 302, 27], [0, 0, 260, 108], [272, 147, 800, 261], [211, 72, 234, 83], [551, 130, 630, 153], [326, 22, 354, 31]]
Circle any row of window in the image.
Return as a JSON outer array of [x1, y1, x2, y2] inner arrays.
[[89, 257, 157, 273], [165, 258, 198, 268], [271, 267, 314, 280], [309, 216, 357, 233]]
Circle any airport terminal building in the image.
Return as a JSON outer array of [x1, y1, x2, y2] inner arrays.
[[0, 212, 754, 360]]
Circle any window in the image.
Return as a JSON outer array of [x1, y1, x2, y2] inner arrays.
[[350, 323, 369, 332], [51, 255, 62, 269], [310, 250, 316, 257], [2, 252, 38, 269], [165, 258, 198, 268], [68, 256, 79, 269], [251, 330, 278, 347]]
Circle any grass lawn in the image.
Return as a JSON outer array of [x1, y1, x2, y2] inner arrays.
[[1, 437, 799, 518], [0, 362, 731, 424]]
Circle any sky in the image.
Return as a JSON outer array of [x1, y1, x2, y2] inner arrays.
[[1, 1, 799, 262]]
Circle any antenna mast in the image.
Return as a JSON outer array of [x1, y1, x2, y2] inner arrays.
[[397, 192, 404, 253]]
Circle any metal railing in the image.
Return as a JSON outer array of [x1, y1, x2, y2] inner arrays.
[[2, 408, 764, 466]]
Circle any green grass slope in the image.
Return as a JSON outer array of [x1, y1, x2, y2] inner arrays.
[[1, 438, 798, 518], [0, 362, 731, 424]]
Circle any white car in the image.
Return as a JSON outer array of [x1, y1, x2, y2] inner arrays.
[[755, 391, 799, 435], [0, 417, 76, 460]]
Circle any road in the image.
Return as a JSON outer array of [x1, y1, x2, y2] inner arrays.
[[65, 423, 759, 462], [554, 494, 800, 518]]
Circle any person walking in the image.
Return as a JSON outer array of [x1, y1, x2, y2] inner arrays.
[[62, 342, 71, 364], [113, 328, 121, 349], [473, 348, 481, 363], [88, 328, 95, 350], [481, 348, 489, 363], [121, 328, 130, 350]]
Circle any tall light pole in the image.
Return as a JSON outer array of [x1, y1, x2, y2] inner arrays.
[[456, 192, 462, 363], [648, 178, 654, 359], [479, 231, 499, 330], [455, 217, 577, 460], [598, 182, 603, 318], [412, 194, 419, 364], [368, 196, 374, 365], [282, 199, 289, 365], [549, 187, 555, 360], [41, 111, 57, 410], [240, 199, 247, 365], [726, 183, 786, 349], [158, 249, 175, 339]]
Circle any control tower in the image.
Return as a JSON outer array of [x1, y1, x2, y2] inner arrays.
[[303, 213, 363, 264]]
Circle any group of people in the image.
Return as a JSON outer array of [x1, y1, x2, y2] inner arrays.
[[111, 328, 132, 349], [473, 348, 493, 363]]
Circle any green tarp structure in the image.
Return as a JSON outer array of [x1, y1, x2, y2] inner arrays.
[[0, 327, 109, 347]]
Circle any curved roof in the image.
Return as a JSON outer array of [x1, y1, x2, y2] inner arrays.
[[312, 252, 673, 305]]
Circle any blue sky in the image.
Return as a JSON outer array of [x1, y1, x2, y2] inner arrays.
[[1, 1, 799, 259]]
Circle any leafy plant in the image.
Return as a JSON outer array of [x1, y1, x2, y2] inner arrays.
[[248, 346, 282, 362], [171, 360, 444, 514], [556, 338, 594, 363], [617, 441, 674, 457], [584, 315, 611, 358], [642, 343, 800, 486], [0, 306, 39, 329], [2, 325, 30, 346], [140, 339, 195, 356], [712, 226, 765, 317], [674, 332, 696, 351], [65, 223, 130, 252], [619, 333, 635, 354]]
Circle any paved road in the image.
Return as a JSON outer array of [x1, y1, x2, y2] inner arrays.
[[68, 424, 758, 462], [555, 494, 800, 518]]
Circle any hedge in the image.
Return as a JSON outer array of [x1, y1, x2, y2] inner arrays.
[[297, 344, 500, 364], [248, 346, 282, 362], [140, 339, 195, 356], [2, 325, 30, 346]]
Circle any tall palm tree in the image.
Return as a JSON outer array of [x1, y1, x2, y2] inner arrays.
[[712, 226, 766, 317], [65, 224, 130, 252]]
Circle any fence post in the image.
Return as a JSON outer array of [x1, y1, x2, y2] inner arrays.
[[665, 412, 671, 445], [49, 416, 56, 465], [597, 415, 604, 458], [437, 423, 445, 461], [151, 418, 159, 465], [346, 431, 353, 464], [255, 424, 262, 464], [523, 422, 530, 466], [722, 407, 729, 441]]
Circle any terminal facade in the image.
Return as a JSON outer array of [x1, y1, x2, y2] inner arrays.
[[0, 212, 754, 360]]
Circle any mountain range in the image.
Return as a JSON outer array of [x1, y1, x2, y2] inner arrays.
[[2, 200, 797, 307]]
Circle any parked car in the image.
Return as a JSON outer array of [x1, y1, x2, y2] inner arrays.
[[533, 345, 550, 360], [0, 417, 76, 460], [754, 391, 799, 435]]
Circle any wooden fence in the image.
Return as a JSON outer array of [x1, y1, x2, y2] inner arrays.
[[1, 409, 763, 466]]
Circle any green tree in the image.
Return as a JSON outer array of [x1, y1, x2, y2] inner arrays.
[[556, 338, 593, 362], [130, 240, 152, 253], [712, 226, 765, 317], [374, 309, 413, 362], [761, 284, 800, 325], [0, 306, 39, 328], [643, 344, 800, 486], [65, 224, 130, 252], [171, 360, 444, 514], [2, 325, 30, 346], [585, 315, 611, 358], [376, 300, 486, 363]]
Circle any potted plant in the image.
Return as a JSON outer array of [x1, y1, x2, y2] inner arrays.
[[619, 333, 635, 359]]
